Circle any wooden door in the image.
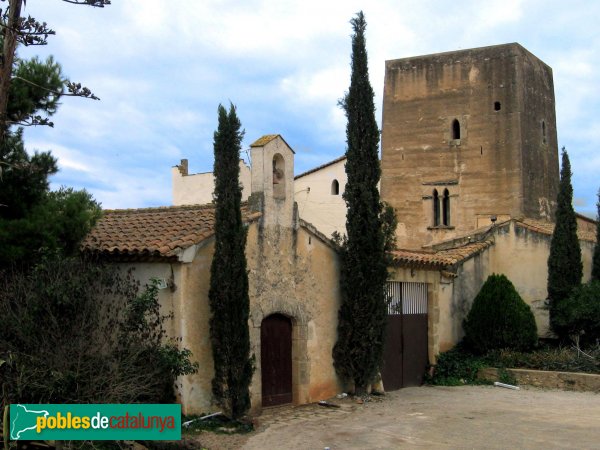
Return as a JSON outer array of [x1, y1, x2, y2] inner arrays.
[[261, 314, 293, 407]]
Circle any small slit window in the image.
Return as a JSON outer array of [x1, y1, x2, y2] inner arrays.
[[331, 179, 339, 195], [452, 119, 461, 140], [494, 101, 501, 111], [433, 189, 440, 226], [542, 120, 547, 144]]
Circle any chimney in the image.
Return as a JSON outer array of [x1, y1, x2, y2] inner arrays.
[[177, 159, 189, 176]]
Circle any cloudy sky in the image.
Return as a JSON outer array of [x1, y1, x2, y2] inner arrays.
[[17, 0, 600, 216]]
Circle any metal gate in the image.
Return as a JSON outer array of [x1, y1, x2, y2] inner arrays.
[[381, 282, 428, 390]]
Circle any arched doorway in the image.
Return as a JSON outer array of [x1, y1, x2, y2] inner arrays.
[[261, 314, 293, 407]]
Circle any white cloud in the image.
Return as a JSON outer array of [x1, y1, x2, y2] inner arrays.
[[10, 0, 600, 212]]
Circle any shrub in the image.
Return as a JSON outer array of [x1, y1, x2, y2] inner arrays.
[[485, 346, 600, 374], [463, 274, 538, 354], [428, 345, 486, 385], [0, 255, 198, 405], [553, 281, 600, 346]]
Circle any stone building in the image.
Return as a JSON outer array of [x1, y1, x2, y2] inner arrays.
[[84, 135, 343, 414], [83, 43, 597, 411], [381, 43, 559, 248]]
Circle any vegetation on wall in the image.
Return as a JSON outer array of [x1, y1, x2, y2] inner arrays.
[[548, 148, 583, 339], [208, 104, 253, 419], [332, 11, 391, 395], [429, 344, 600, 386], [0, 256, 198, 404], [463, 274, 538, 354]]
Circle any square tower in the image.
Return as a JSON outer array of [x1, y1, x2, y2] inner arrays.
[[381, 43, 559, 248]]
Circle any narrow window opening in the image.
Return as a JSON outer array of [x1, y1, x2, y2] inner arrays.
[[272, 153, 286, 199], [480, 146, 483, 155], [433, 189, 440, 227], [542, 120, 547, 144], [494, 101, 501, 111], [442, 189, 450, 226], [452, 119, 461, 140], [331, 179, 339, 195]]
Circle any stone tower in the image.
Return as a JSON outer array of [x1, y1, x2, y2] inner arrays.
[[381, 43, 559, 248], [249, 134, 295, 228]]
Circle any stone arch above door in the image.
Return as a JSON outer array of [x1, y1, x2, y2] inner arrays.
[[250, 301, 310, 409]]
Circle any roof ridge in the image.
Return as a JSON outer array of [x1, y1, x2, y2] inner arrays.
[[103, 200, 250, 214], [294, 155, 346, 180]]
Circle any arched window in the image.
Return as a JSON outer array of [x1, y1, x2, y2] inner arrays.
[[442, 189, 450, 226], [452, 119, 461, 140], [331, 179, 340, 195], [272, 153, 285, 199], [433, 189, 440, 226]]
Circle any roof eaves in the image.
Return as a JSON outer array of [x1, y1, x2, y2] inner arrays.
[[298, 219, 339, 252]]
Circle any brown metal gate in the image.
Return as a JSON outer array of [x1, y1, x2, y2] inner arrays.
[[382, 282, 428, 390], [261, 314, 293, 407]]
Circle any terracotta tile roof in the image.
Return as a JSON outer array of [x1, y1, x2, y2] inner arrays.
[[517, 218, 596, 243], [82, 203, 261, 260], [390, 240, 494, 269], [250, 135, 279, 147], [295, 155, 346, 180]]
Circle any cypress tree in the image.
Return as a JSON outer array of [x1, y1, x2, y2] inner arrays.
[[332, 12, 388, 395], [548, 148, 583, 338], [208, 104, 253, 419], [592, 189, 600, 281]]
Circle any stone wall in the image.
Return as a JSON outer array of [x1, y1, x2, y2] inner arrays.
[[171, 158, 251, 206], [479, 367, 600, 392], [490, 221, 596, 337]]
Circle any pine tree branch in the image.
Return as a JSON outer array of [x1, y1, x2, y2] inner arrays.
[[8, 114, 53, 127], [10, 76, 102, 102], [65, 81, 100, 100], [0, 16, 56, 46], [61, 0, 111, 6]]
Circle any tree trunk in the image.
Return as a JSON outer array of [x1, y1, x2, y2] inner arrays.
[[354, 383, 367, 397], [0, 0, 23, 138]]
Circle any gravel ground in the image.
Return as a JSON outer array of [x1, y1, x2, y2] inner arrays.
[[188, 385, 600, 449]]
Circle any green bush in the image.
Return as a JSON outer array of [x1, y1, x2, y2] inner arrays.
[[553, 281, 600, 346], [428, 345, 487, 385], [463, 274, 538, 354], [0, 255, 198, 404]]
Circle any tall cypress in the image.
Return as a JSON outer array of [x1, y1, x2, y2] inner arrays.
[[548, 148, 583, 338], [332, 12, 388, 395], [592, 189, 600, 281], [208, 104, 253, 419]]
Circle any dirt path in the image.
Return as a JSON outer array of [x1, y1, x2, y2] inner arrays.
[[192, 385, 600, 449]]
